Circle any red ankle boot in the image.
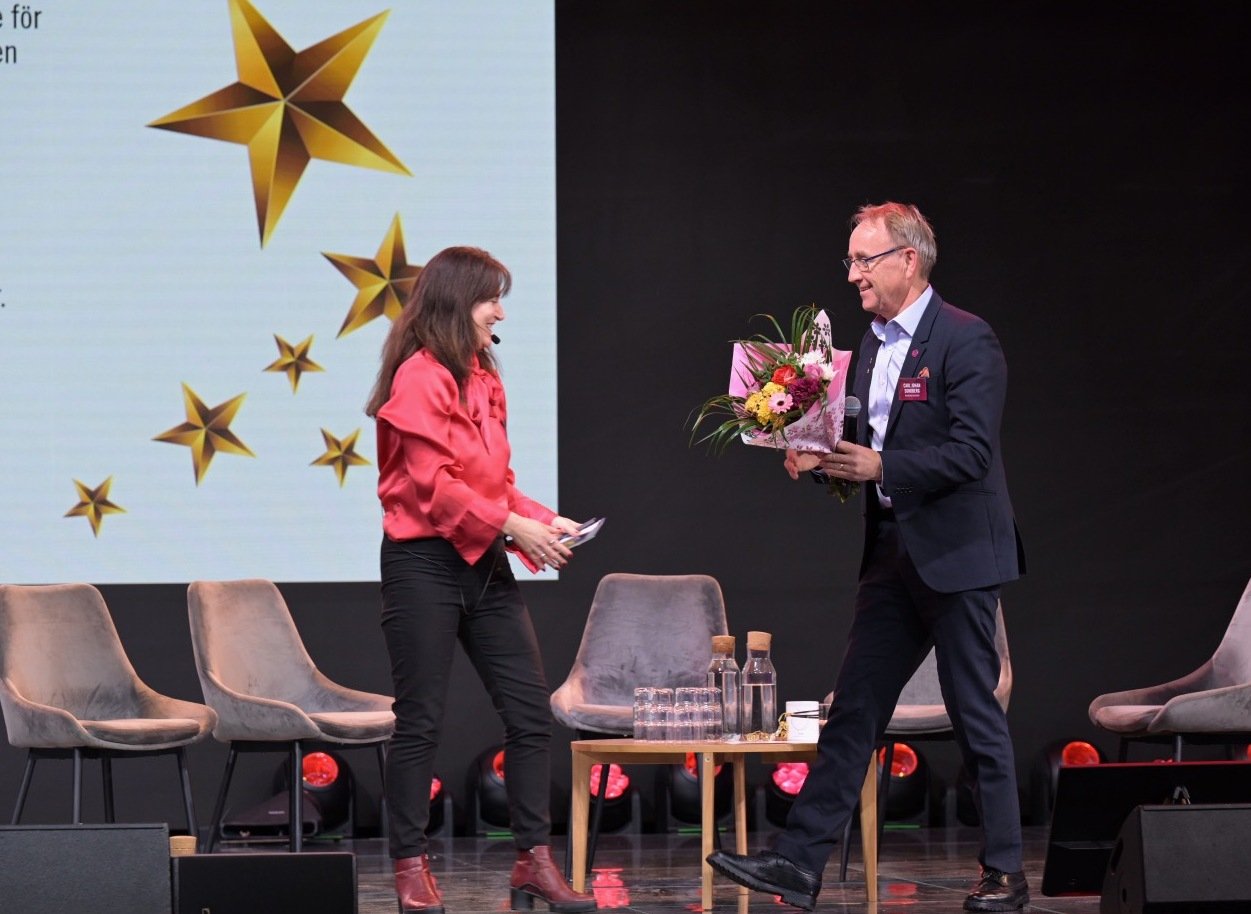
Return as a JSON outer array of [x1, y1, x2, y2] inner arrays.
[[509, 846, 597, 913], [395, 854, 444, 914]]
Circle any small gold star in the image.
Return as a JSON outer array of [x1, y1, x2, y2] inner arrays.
[[64, 476, 126, 537], [148, 0, 410, 246], [324, 213, 422, 337], [264, 334, 324, 392], [154, 383, 256, 485], [311, 427, 371, 486]]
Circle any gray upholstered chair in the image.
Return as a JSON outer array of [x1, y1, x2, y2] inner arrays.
[[1089, 575, 1251, 761], [835, 600, 1012, 880], [0, 583, 215, 833], [187, 578, 395, 851], [550, 572, 729, 874], [551, 572, 729, 736]]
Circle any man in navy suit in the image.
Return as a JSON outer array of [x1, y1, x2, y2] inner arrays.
[[709, 202, 1027, 912]]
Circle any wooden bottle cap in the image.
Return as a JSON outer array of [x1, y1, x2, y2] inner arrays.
[[712, 635, 735, 654], [747, 631, 772, 651]]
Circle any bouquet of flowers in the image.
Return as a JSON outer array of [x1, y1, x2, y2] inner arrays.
[[690, 304, 853, 456]]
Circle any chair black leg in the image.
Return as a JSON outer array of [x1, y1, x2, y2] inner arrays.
[[1117, 738, 1129, 762], [102, 754, 115, 822], [375, 743, 389, 845], [585, 763, 609, 872], [839, 813, 854, 881], [1172, 734, 1184, 762], [290, 741, 303, 852], [72, 748, 83, 824], [11, 752, 36, 825], [564, 789, 575, 881], [876, 743, 894, 850], [176, 747, 199, 842], [205, 745, 240, 853]]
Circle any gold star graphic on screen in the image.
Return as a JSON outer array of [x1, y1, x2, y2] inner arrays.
[[324, 213, 422, 337], [264, 334, 324, 392], [148, 0, 411, 247], [311, 427, 371, 486], [64, 476, 126, 537], [154, 383, 256, 485]]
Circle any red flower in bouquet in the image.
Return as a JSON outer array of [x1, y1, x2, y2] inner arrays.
[[770, 365, 799, 386]]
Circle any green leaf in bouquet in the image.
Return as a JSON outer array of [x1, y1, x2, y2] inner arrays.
[[687, 395, 758, 455]]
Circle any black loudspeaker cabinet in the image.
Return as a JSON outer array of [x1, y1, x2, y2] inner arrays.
[[171, 850, 358, 914], [1042, 760, 1251, 895], [1101, 804, 1251, 913], [0, 823, 171, 914]]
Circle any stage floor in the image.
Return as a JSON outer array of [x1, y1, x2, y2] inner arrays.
[[240, 824, 1101, 913]]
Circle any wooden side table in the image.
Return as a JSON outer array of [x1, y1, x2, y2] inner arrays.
[[569, 738, 877, 911]]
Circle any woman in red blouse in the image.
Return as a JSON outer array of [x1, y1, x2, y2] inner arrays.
[[365, 246, 595, 914]]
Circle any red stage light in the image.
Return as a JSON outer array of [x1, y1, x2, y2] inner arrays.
[[589, 763, 630, 800], [682, 753, 724, 778], [1060, 741, 1101, 766], [886, 881, 918, 898], [879, 742, 919, 778], [771, 762, 810, 796], [430, 775, 443, 802], [301, 751, 340, 788], [492, 749, 507, 780], [590, 867, 631, 908]]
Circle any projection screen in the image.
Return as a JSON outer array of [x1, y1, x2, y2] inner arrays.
[[0, 0, 557, 583]]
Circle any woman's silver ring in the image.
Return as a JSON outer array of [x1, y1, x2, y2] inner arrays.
[[539, 552, 547, 560]]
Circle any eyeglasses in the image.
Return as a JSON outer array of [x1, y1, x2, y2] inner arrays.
[[842, 246, 903, 273]]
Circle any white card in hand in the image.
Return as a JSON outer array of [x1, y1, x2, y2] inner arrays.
[[558, 517, 605, 547]]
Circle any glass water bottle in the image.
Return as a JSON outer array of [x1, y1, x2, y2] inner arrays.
[[741, 630, 777, 741], [706, 634, 742, 740]]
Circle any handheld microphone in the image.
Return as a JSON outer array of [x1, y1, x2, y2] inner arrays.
[[491, 334, 500, 344], [843, 395, 861, 444]]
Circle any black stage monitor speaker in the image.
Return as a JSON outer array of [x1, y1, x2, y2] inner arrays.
[[0, 823, 171, 914], [171, 850, 357, 914], [1101, 804, 1251, 913], [1042, 760, 1251, 896]]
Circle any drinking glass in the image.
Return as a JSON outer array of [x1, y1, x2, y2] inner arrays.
[[699, 686, 723, 741], [654, 688, 674, 741], [633, 687, 657, 741], [673, 687, 699, 741]]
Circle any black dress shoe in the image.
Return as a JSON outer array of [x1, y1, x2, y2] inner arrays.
[[706, 850, 821, 911], [964, 868, 1029, 912]]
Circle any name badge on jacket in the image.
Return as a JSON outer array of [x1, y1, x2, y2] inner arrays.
[[898, 377, 927, 401]]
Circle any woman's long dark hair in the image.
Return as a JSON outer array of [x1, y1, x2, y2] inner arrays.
[[364, 246, 511, 417]]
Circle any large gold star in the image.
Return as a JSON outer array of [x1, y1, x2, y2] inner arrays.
[[64, 476, 126, 537], [154, 383, 256, 485], [264, 333, 324, 392], [311, 427, 371, 486], [148, 0, 410, 246], [324, 213, 422, 337]]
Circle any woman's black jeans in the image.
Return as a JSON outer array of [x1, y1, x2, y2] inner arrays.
[[380, 535, 553, 859]]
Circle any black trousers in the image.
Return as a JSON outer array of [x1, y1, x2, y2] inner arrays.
[[775, 517, 1022, 875], [380, 535, 553, 858]]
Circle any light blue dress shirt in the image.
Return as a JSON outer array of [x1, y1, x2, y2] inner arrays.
[[868, 286, 932, 506]]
